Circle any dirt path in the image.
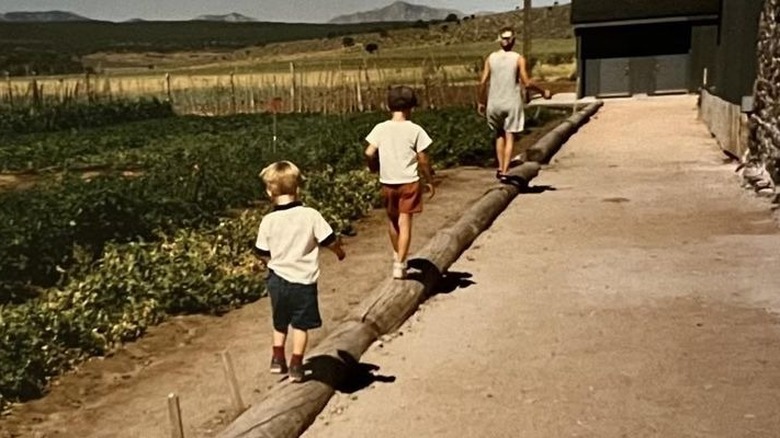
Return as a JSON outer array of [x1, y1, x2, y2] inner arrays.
[[0, 165, 506, 438], [305, 96, 780, 437]]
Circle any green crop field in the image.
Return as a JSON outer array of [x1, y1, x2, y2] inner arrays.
[[0, 98, 568, 408]]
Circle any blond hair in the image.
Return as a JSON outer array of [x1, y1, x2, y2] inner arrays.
[[259, 161, 301, 197]]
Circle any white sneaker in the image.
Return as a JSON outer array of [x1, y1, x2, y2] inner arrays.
[[392, 261, 407, 279]]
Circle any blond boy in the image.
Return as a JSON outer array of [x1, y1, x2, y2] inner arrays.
[[254, 161, 345, 382]]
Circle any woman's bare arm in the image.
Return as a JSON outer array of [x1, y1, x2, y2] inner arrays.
[[518, 56, 551, 99]]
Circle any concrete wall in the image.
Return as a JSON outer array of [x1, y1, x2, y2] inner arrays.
[[700, 89, 749, 160]]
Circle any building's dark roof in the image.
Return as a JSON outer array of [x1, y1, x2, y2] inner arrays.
[[571, 0, 720, 24]]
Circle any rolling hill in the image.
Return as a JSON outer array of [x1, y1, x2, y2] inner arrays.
[[0, 11, 92, 22], [329, 1, 461, 24], [193, 13, 257, 23]]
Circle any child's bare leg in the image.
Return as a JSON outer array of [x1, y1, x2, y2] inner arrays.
[[273, 330, 287, 348], [291, 328, 308, 356], [397, 213, 413, 263], [387, 214, 400, 259], [270, 329, 287, 373], [495, 131, 506, 174], [288, 328, 308, 381], [503, 132, 515, 174]]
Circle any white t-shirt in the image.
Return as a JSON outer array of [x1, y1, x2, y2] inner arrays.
[[365, 120, 433, 184], [255, 202, 335, 285]]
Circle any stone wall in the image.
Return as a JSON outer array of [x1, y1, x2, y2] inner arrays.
[[747, 0, 780, 191]]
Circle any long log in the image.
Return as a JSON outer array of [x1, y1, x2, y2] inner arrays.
[[218, 321, 378, 438], [526, 101, 603, 164], [219, 106, 600, 438]]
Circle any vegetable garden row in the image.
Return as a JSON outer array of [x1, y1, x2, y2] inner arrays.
[[0, 100, 565, 409]]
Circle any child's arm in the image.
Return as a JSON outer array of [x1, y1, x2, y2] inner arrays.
[[251, 244, 270, 265], [314, 212, 346, 261], [365, 143, 379, 173], [319, 233, 346, 260], [417, 151, 436, 199], [253, 218, 271, 267], [325, 237, 346, 261]]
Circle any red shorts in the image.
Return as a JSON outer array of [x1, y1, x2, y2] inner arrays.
[[381, 181, 422, 216]]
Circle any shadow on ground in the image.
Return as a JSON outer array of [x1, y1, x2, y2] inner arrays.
[[520, 184, 557, 194], [406, 259, 476, 296], [305, 350, 395, 393], [435, 271, 476, 294]]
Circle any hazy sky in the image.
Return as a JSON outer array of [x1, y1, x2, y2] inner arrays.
[[0, 0, 568, 22]]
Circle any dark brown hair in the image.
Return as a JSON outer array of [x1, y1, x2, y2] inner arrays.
[[387, 86, 418, 111]]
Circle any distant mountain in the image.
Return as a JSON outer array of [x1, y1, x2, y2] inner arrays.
[[0, 11, 93, 22], [193, 13, 256, 23], [329, 1, 462, 24], [473, 11, 500, 17]]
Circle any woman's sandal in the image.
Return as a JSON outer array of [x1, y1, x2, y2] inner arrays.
[[496, 170, 509, 183]]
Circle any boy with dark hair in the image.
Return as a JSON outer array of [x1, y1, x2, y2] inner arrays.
[[255, 161, 346, 382], [365, 86, 435, 279]]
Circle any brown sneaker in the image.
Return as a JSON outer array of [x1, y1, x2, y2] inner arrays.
[[270, 356, 288, 374], [288, 363, 304, 382]]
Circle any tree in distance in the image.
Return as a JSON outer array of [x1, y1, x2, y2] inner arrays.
[[365, 42, 379, 54]]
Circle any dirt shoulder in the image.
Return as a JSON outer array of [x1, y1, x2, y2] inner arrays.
[[305, 96, 780, 437]]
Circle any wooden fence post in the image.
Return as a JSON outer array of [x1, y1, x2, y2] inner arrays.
[[230, 72, 237, 114], [30, 77, 41, 108], [4, 72, 12, 106], [85, 71, 92, 103], [220, 351, 246, 415], [289, 62, 296, 113], [167, 393, 185, 438], [356, 76, 364, 112], [165, 73, 173, 102]]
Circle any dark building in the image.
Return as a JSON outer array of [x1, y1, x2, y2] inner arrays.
[[572, 0, 763, 101], [711, 0, 766, 105]]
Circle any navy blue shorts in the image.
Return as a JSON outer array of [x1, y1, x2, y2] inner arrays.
[[267, 270, 322, 332]]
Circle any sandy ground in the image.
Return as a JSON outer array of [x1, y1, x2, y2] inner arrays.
[[305, 96, 780, 437]]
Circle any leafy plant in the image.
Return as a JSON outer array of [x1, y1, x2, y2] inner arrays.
[[0, 98, 174, 136]]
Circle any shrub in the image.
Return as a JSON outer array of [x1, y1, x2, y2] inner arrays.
[[0, 98, 174, 136], [365, 43, 379, 54]]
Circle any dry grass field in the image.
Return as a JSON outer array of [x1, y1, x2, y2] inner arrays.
[[2, 6, 576, 113]]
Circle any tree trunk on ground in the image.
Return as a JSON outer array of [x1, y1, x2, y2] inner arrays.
[[526, 101, 603, 164]]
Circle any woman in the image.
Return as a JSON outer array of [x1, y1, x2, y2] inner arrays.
[[478, 27, 551, 182]]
